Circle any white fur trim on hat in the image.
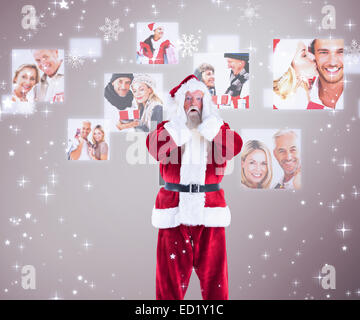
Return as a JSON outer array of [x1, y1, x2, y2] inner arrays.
[[148, 22, 164, 32], [273, 39, 302, 80]]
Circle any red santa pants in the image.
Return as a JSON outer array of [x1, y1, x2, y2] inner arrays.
[[156, 224, 228, 300]]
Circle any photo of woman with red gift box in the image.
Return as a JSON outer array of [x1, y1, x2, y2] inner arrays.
[[131, 74, 163, 132]]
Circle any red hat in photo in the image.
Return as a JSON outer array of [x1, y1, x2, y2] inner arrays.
[[148, 22, 163, 31]]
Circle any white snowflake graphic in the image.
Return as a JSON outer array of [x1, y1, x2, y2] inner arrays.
[[178, 34, 199, 58], [99, 18, 124, 42], [65, 53, 85, 69], [239, 0, 260, 26], [345, 39, 360, 64]]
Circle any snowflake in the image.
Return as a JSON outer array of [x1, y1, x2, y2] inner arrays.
[[65, 53, 85, 69], [178, 34, 199, 58], [239, 0, 260, 26], [345, 39, 360, 64], [99, 18, 124, 42]]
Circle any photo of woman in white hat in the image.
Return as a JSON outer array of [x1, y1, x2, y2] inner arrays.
[[131, 73, 163, 132]]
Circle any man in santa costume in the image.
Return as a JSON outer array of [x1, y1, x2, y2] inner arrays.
[[138, 23, 174, 64], [146, 75, 243, 300]]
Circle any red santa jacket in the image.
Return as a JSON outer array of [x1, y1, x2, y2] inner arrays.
[[146, 116, 243, 229], [139, 40, 171, 64]]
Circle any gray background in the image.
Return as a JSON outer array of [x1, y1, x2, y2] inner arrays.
[[0, 0, 359, 300]]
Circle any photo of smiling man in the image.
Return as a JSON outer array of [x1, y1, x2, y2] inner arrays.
[[308, 39, 344, 109], [272, 130, 301, 190], [32, 49, 64, 103]]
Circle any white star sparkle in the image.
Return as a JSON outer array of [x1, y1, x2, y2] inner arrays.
[[17, 176, 30, 188], [84, 181, 93, 191], [338, 159, 352, 172], [38, 185, 55, 203], [82, 240, 92, 250], [59, 0, 69, 9], [337, 222, 351, 238]]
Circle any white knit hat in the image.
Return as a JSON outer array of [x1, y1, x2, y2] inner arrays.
[[131, 73, 156, 90]]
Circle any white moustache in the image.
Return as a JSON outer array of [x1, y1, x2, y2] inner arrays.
[[187, 106, 200, 115]]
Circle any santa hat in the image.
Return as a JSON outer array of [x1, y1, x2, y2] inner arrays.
[[148, 22, 163, 32], [273, 39, 312, 80], [166, 75, 220, 122]]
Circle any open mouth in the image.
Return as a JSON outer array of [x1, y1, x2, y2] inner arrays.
[[189, 107, 199, 113], [324, 66, 342, 76], [42, 63, 51, 70], [283, 162, 296, 171], [251, 173, 263, 179]]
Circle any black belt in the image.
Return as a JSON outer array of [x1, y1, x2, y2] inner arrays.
[[164, 182, 220, 193]]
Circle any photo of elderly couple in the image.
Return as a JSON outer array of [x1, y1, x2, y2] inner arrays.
[[240, 129, 301, 190], [273, 38, 344, 110], [11, 49, 64, 105], [67, 119, 110, 161], [193, 52, 250, 109], [104, 73, 163, 133]]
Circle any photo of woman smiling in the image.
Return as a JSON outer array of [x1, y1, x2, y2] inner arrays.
[[241, 140, 273, 189], [12, 64, 39, 103], [130, 73, 163, 132]]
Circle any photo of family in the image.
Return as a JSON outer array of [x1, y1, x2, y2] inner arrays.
[[239, 129, 301, 190], [12, 49, 65, 105], [193, 52, 250, 109], [104, 73, 163, 133], [136, 22, 179, 64], [273, 39, 344, 110], [66, 119, 110, 161]]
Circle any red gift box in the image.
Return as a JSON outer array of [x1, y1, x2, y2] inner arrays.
[[119, 109, 140, 120], [212, 95, 231, 106], [213, 95, 249, 109]]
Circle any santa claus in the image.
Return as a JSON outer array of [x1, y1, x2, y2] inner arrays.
[[146, 75, 243, 300]]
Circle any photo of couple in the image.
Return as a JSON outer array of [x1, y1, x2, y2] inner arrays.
[[136, 22, 178, 64], [273, 38, 344, 110], [12, 49, 64, 105], [67, 119, 110, 161], [240, 129, 301, 190], [193, 52, 250, 109], [104, 73, 163, 133]]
